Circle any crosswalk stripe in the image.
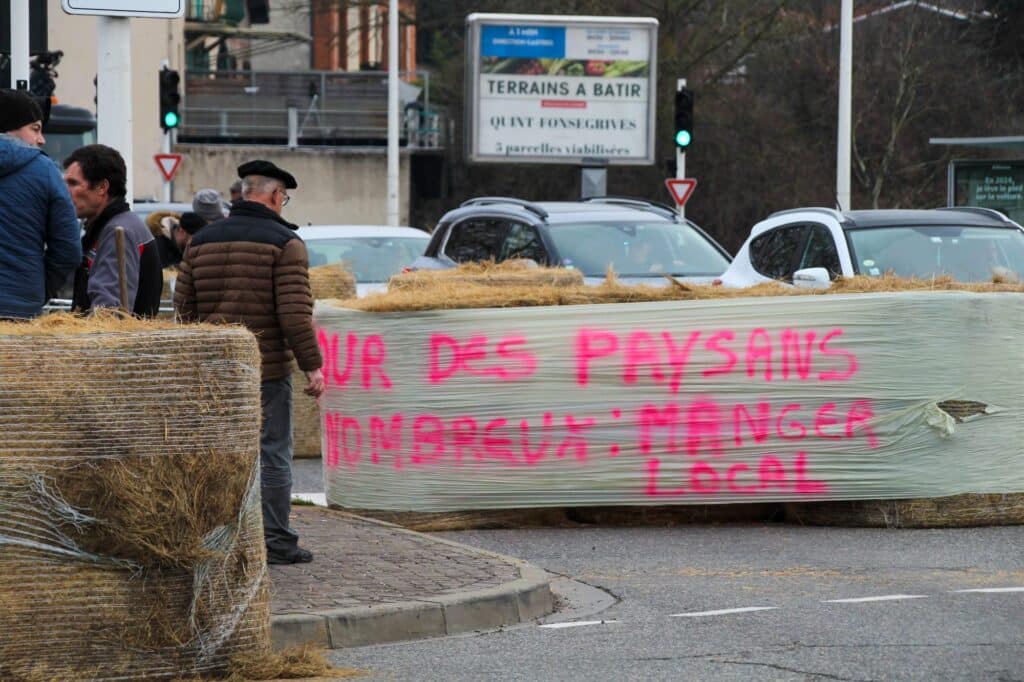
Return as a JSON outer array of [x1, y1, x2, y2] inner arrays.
[[953, 587, 1024, 593]]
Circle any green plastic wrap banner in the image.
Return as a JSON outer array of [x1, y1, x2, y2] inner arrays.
[[316, 292, 1024, 512]]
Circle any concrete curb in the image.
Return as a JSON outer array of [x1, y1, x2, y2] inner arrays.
[[270, 511, 555, 650]]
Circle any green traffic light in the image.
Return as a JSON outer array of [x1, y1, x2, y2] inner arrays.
[[675, 129, 692, 148], [164, 111, 179, 129]]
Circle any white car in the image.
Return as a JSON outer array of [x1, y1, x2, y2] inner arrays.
[[719, 207, 1024, 288], [296, 225, 430, 296]]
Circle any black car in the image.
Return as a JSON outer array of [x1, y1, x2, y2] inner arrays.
[[412, 197, 732, 286]]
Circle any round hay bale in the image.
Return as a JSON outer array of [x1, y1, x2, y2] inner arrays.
[[784, 494, 1024, 528], [294, 263, 356, 458], [567, 504, 784, 526], [309, 262, 357, 301], [340, 505, 783, 531], [338, 507, 576, 532], [292, 360, 322, 459], [0, 314, 270, 680]]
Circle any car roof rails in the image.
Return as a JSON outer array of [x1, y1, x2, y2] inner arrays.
[[934, 206, 1016, 225], [582, 196, 678, 220], [766, 207, 850, 223], [460, 197, 549, 219]]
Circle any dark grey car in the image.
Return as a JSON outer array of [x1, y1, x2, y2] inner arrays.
[[411, 197, 732, 286]]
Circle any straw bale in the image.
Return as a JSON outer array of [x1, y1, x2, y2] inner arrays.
[[340, 504, 783, 531], [785, 494, 1024, 528], [292, 357, 325, 459], [0, 313, 271, 680], [308, 263, 356, 301], [389, 259, 584, 290], [227, 644, 362, 680], [336, 271, 1024, 313], [292, 264, 357, 458]]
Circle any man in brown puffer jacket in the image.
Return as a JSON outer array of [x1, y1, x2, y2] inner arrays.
[[174, 160, 325, 565]]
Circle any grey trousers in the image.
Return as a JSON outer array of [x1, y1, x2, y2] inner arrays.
[[261, 375, 300, 554]]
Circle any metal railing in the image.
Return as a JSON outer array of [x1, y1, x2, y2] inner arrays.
[[180, 69, 444, 148]]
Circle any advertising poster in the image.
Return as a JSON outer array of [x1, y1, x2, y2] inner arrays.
[[952, 160, 1024, 226], [466, 14, 658, 165]]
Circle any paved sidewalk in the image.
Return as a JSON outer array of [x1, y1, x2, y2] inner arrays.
[[269, 506, 554, 649]]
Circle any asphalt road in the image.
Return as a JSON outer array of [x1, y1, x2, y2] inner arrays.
[[294, 460, 1024, 681]]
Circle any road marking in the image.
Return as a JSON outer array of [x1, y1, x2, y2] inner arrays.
[[668, 606, 778, 618], [824, 594, 928, 603], [539, 620, 619, 629], [953, 587, 1024, 593]]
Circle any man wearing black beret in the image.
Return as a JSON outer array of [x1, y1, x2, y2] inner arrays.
[[0, 89, 81, 319], [174, 159, 324, 565]]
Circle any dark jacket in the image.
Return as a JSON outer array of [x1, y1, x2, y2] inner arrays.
[[174, 200, 322, 380], [71, 199, 162, 317], [0, 134, 81, 318]]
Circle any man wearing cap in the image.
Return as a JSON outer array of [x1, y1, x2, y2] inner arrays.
[[175, 159, 324, 565], [192, 188, 228, 224], [0, 89, 81, 319]]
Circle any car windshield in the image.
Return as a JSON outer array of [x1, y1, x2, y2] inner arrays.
[[546, 221, 730, 277], [846, 225, 1024, 282], [304, 236, 428, 282]]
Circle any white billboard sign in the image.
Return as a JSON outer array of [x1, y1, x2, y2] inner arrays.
[[61, 0, 184, 18], [466, 13, 658, 166]]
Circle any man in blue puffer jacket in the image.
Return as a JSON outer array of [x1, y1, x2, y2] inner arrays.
[[0, 89, 81, 319]]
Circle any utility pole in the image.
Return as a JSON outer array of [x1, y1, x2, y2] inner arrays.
[[97, 16, 134, 203], [386, 0, 399, 226], [836, 0, 852, 210]]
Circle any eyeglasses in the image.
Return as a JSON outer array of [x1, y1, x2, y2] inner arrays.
[[278, 188, 291, 206]]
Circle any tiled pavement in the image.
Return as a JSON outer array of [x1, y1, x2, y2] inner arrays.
[[267, 507, 554, 649]]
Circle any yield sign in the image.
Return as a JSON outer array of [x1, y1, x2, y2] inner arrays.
[[154, 153, 183, 182], [665, 178, 697, 207]]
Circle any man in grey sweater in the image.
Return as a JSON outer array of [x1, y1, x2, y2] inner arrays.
[[63, 144, 161, 316]]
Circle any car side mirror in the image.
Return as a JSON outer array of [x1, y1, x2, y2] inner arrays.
[[792, 267, 832, 289]]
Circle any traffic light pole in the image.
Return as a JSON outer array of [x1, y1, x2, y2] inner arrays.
[[676, 78, 687, 220], [97, 16, 134, 204], [161, 131, 172, 202]]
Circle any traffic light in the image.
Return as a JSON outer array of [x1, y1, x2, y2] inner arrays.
[[159, 67, 181, 131], [674, 86, 694, 149]]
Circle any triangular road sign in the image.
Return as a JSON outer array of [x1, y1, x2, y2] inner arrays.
[[154, 153, 183, 182], [665, 178, 697, 207]]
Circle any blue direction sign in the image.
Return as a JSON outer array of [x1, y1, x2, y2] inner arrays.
[[480, 25, 566, 59]]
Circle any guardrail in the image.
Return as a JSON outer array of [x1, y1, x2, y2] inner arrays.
[[180, 69, 444, 148]]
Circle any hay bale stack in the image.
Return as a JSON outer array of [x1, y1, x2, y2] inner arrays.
[[785, 494, 1024, 528], [341, 271, 1024, 313], [0, 313, 269, 680], [308, 262, 357, 301], [388, 259, 584, 291], [344, 504, 782, 531], [293, 263, 357, 458]]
